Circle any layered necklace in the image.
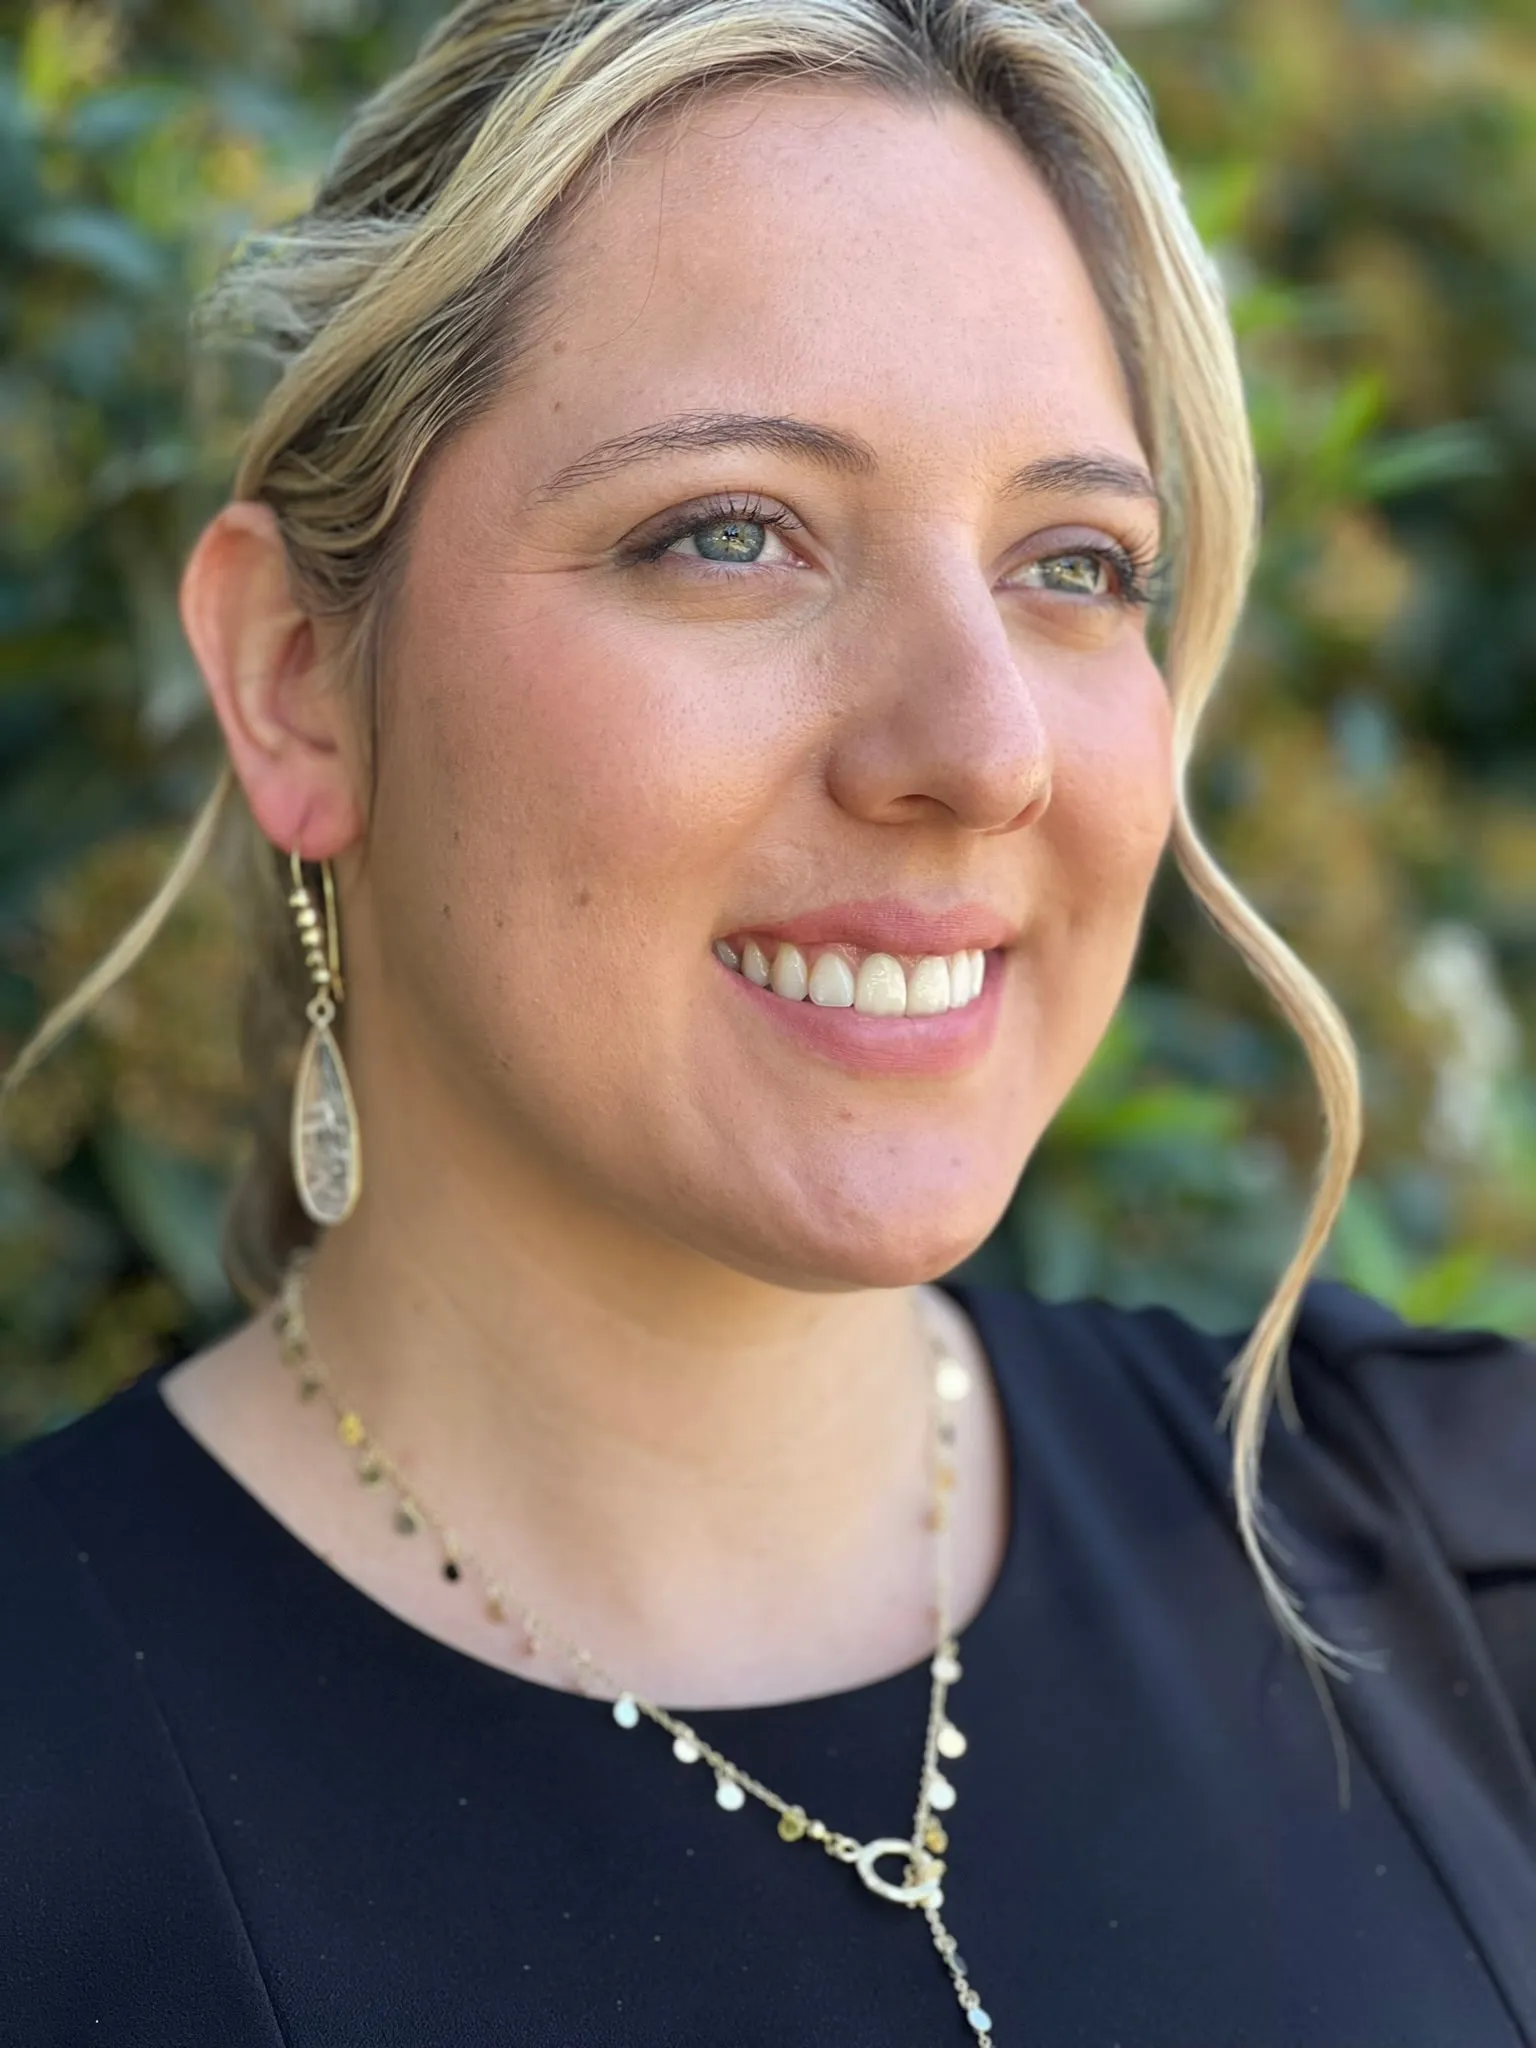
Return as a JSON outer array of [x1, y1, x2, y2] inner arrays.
[[275, 1253, 997, 2042]]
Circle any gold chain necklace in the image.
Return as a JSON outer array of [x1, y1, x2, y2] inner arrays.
[[274, 1253, 997, 2042]]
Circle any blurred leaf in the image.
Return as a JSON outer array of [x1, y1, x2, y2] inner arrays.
[[25, 206, 167, 292], [94, 1121, 234, 1316], [19, 2, 122, 115], [1361, 422, 1504, 498], [65, 83, 186, 154], [1326, 1183, 1416, 1305]]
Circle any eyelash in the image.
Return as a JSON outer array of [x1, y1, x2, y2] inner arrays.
[[623, 493, 798, 565], [1026, 537, 1164, 611], [624, 492, 1164, 608]]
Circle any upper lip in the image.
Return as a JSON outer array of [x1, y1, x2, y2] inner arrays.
[[725, 898, 1019, 955]]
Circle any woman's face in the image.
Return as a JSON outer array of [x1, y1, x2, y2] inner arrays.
[[353, 81, 1173, 1289]]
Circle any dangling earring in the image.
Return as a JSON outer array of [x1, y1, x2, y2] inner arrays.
[[288, 850, 362, 1227]]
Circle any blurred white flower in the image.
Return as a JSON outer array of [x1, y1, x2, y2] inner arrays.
[[1400, 923, 1522, 1163]]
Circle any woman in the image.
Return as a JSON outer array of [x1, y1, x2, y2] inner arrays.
[[3, 1, 1533, 2042]]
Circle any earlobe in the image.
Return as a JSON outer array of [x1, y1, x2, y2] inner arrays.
[[179, 499, 366, 862]]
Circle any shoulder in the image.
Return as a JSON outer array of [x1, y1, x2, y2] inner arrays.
[[0, 1384, 162, 1944], [0, 1364, 207, 1846], [951, 1273, 1536, 1567], [0, 1360, 177, 1578], [0, 1372, 292, 2034], [1285, 1282, 1536, 1577], [955, 1268, 1534, 1420], [0, 1367, 174, 1749]]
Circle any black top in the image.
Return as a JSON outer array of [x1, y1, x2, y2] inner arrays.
[[4, 1280, 1535, 2048]]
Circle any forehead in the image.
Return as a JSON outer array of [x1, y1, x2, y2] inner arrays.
[[508, 78, 1140, 482]]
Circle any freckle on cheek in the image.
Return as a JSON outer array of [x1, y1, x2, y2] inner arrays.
[[573, 887, 593, 910]]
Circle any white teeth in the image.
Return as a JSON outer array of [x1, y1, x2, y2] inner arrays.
[[905, 955, 952, 1016], [808, 952, 856, 1007], [725, 936, 993, 1017], [854, 953, 907, 1017], [770, 942, 809, 1001]]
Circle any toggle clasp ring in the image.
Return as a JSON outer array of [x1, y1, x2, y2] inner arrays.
[[853, 1837, 942, 1908]]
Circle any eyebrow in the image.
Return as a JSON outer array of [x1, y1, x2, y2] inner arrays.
[[1002, 451, 1162, 510], [527, 410, 1161, 512]]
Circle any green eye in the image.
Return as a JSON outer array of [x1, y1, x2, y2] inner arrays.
[[626, 495, 799, 570], [1032, 552, 1111, 597], [689, 518, 768, 563], [1007, 539, 1159, 610]]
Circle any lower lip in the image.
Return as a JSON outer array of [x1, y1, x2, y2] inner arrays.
[[718, 952, 1006, 1078]]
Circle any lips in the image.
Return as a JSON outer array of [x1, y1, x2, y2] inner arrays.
[[716, 927, 1007, 1078]]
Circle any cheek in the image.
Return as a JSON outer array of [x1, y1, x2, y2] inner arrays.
[[1010, 658, 1172, 1104], [1049, 660, 1174, 908], [379, 579, 803, 976]]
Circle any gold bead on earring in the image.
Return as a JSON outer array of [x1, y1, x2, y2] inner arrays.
[[288, 850, 362, 1226]]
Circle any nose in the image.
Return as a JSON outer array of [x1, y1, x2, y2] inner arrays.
[[823, 562, 1053, 836]]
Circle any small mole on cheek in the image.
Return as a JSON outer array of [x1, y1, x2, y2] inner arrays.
[[442, 900, 452, 922], [573, 887, 592, 910]]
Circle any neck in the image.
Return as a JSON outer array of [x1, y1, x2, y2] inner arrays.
[[291, 1153, 988, 1706]]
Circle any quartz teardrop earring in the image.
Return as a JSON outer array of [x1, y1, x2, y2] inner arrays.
[[288, 850, 362, 1227]]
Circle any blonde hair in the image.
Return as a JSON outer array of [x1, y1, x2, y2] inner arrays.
[[2, 0, 1363, 1689]]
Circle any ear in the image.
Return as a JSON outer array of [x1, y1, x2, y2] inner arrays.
[[179, 500, 367, 862]]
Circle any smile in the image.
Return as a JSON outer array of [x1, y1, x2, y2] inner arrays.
[[713, 936, 989, 1019]]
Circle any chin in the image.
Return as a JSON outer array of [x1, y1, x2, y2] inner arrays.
[[820, 1221, 1001, 1292], [716, 1182, 1017, 1295]]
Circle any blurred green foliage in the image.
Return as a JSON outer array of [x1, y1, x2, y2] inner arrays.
[[2, 0, 1533, 1445]]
